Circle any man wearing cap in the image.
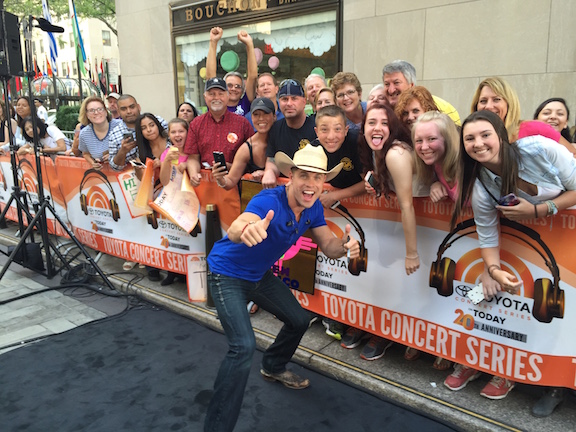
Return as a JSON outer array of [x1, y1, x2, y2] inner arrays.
[[183, 77, 254, 186], [34, 98, 48, 123], [204, 144, 360, 432], [206, 27, 257, 116], [106, 92, 121, 119], [262, 79, 317, 188]]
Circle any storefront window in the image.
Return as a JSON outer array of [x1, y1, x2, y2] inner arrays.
[[175, 9, 337, 111]]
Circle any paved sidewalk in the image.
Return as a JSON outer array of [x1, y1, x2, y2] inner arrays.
[[0, 254, 126, 355], [1, 223, 576, 432]]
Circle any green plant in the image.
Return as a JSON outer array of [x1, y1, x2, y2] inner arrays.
[[55, 106, 80, 131]]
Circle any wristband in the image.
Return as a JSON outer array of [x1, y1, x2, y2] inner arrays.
[[241, 220, 256, 235], [487, 264, 501, 279], [545, 200, 558, 216]]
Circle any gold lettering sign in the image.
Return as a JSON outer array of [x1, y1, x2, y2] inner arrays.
[[218, 0, 267, 12]]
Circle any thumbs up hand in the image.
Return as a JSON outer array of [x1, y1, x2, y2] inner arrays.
[[342, 224, 360, 259], [241, 210, 275, 247]]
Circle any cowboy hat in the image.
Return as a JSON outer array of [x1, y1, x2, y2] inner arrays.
[[275, 144, 342, 182]]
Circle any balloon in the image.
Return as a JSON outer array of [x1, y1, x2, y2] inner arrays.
[[310, 67, 325, 78], [199, 67, 207, 79], [254, 48, 263, 65], [268, 56, 279, 71], [220, 51, 240, 72]]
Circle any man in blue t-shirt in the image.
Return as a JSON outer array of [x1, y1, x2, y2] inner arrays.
[[204, 144, 360, 432]]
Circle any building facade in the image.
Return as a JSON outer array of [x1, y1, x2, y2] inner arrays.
[[116, 0, 576, 125]]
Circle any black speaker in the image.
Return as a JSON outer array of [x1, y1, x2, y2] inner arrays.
[[0, 11, 23, 77]]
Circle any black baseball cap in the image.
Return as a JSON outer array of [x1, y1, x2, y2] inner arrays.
[[250, 97, 275, 114], [205, 77, 227, 92], [278, 79, 304, 98]]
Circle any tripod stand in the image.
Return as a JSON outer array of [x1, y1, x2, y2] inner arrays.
[[0, 13, 115, 291]]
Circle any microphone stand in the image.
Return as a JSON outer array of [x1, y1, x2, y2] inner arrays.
[[0, 15, 115, 292]]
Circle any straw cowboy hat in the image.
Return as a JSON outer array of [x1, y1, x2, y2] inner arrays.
[[275, 144, 343, 182]]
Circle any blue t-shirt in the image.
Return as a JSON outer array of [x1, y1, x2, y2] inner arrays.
[[207, 186, 326, 282]]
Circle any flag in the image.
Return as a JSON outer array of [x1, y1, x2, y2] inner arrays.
[[99, 60, 107, 95], [15, 77, 22, 93], [45, 55, 53, 77], [42, 0, 58, 76], [34, 57, 43, 79], [69, 0, 87, 76], [66, 63, 70, 78]]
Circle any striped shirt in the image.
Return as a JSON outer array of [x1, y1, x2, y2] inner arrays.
[[78, 119, 121, 159]]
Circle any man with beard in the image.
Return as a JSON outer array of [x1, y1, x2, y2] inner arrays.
[[108, 94, 167, 170], [382, 59, 460, 125], [183, 77, 254, 186], [261, 79, 317, 188]]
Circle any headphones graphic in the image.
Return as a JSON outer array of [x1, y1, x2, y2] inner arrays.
[[330, 201, 368, 276], [79, 169, 120, 221], [430, 218, 564, 323]]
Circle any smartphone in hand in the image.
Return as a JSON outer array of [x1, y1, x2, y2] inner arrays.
[[498, 193, 520, 206], [129, 160, 146, 168], [213, 151, 227, 173], [123, 132, 134, 142], [364, 171, 376, 188]]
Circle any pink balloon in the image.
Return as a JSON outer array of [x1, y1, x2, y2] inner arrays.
[[268, 56, 279, 71], [254, 48, 263, 65]]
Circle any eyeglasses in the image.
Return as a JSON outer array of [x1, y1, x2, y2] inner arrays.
[[227, 83, 242, 89], [87, 107, 106, 114], [336, 89, 357, 100]]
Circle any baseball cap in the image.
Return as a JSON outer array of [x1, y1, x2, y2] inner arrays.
[[205, 77, 227, 92], [107, 92, 120, 100], [278, 79, 304, 98], [250, 97, 275, 115]]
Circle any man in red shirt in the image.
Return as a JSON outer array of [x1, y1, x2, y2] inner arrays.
[[183, 77, 254, 186]]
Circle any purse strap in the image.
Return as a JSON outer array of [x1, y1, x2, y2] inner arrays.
[[478, 175, 499, 205]]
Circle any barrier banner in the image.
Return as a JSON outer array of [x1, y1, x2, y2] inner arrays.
[[0, 154, 574, 388], [53, 157, 241, 295], [308, 187, 576, 389], [0, 155, 70, 237]]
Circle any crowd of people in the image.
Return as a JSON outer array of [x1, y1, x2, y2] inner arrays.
[[2, 25, 575, 431]]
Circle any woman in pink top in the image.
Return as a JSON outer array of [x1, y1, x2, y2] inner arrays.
[[412, 111, 460, 203]]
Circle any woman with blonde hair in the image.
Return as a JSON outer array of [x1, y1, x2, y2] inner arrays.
[[471, 77, 575, 155], [313, 87, 336, 112], [78, 96, 121, 169], [412, 111, 460, 202]]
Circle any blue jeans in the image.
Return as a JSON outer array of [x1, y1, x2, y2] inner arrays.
[[204, 270, 311, 432]]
